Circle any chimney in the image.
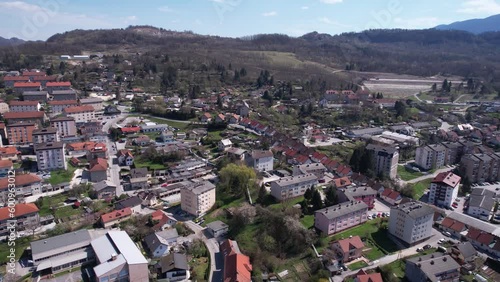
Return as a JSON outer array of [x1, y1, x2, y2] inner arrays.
[[111, 253, 117, 261], [443, 257, 447, 262], [430, 260, 434, 265]]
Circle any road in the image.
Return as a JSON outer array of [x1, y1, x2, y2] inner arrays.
[[405, 166, 456, 184], [413, 92, 423, 102], [132, 113, 207, 125]]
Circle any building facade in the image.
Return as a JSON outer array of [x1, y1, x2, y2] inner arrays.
[[461, 153, 500, 184], [35, 142, 67, 171], [314, 201, 368, 235], [48, 100, 79, 115], [50, 116, 77, 138], [32, 127, 60, 143], [9, 100, 41, 112], [180, 181, 216, 217], [270, 174, 318, 201], [7, 122, 37, 145], [388, 201, 434, 246], [428, 172, 461, 208], [415, 144, 446, 170], [467, 189, 496, 221], [366, 144, 399, 179], [63, 105, 96, 123], [247, 150, 274, 172]]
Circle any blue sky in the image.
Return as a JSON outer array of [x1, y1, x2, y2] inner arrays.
[[1, 0, 500, 40]]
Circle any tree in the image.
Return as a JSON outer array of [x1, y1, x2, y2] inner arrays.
[[394, 101, 407, 117], [304, 187, 313, 201], [311, 187, 323, 211], [59, 61, 66, 75], [442, 79, 449, 92], [431, 83, 437, 92], [324, 186, 339, 207], [257, 184, 268, 204], [219, 164, 257, 197], [461, 176, 472, 195]]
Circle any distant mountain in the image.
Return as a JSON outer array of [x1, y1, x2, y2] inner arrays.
[[0, 36, 25, 46], [435, 14, 500, 34]]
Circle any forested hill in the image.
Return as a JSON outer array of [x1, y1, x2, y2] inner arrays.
[[0, 36, 24, 47], [436, 14, 500, 34], [1, 26, 500, 89]]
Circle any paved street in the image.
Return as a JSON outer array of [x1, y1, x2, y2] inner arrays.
[[397, 165, 456, 186]]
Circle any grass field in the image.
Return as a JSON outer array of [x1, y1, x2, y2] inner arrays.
[[348, 261, 368, 271], [412, 178, 432, 200], [38, 193, 67, 216], [300, 215, 314, 229], [48, 162, 76, 185], [129, 114, 191, 130], [0, 236, 32, 264], [189, 257, 209, 282], [134, 159, 167, 170], [397, 165, 424, 181]]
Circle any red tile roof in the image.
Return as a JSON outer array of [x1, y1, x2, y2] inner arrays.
[[13, 82, 41, 88], [117, 149, 133, 158], [121, 126, 141, 133], [467, 228, 494, 245], [336, 236, 365, 253], [32, 75, 57, 82], [3, 111, 45, 120], [22, 71, 46, 76], [0, 146, 20, 156], [63, 105, 94, 114], [441, 217, 466, 232], [3, 76, 30, 81], [224, 253, 252, 282], [381, 188, 401, 200], [46, 81, 71, 87], [100, 208, 132, 223], [90, 158, 108, 171], [356, 270, 383, 282], [0, 174, 42, 191], [0, 159, 13, 168], [0, 203, 39, 221], [333, 177, 352, 188], [9, 100, 39, 106], [67, 141, 106, 151], [433, 172, 461, 187]]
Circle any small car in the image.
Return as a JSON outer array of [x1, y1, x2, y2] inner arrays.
[[416, 247, 423, 252], [423, 244, 432, 250]]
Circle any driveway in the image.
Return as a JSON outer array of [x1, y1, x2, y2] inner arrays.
[[372, 199, 391, 214]]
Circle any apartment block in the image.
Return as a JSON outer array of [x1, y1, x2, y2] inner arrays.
[[50, 116, 77, 138], [50, 89, 77, 100], [63, 105, 96, 123], [80, 97, 104, 111], [247, 150, 274, 172], [48, 100, 78, 115], [428, 171, 461, 208], [180, 181, 216, 217], [388, 201, 434, 246], [415, 144, 446, 170], [338, 186, 377, 209], [8, 100, 41, 112], [3, 111, 46, 125], [405, 253, 460, 282], [365, 143, 399, 179], [0, 174, 42, 201], [292, 163, 327, 181], [314, 201, 368, 235], [467, 189, 496, 221], [0, 203, 40, 236], [461, 153, 500, 183], [270, 173, 318, 201], [23, 91, 49, 102], [7, 122, 37, 145], [32, 127, 60, 143], [35, 142, 67, 171], [46, 81, 71, 94]]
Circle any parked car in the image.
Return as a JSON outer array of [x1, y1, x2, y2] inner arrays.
[[416, 247, 423, 252], [438, 238, 446, 244], [423, 244, 432, 250], [443, 231, 452, 237]]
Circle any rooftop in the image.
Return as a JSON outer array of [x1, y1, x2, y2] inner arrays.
[[251, 150, 273, 159], [0, 203, 39, 221], [100, 208, 132, 223], [432, 172, 461, 187], [392, 201, 434, 219], [34, 142, 64, 150], [316, 201, 368, 220], [63, 105, 94, 114], [406, 253, 459, 282], [0, 174, 41, 191], [207, 220, 229, 232], [272, 173, 318, 187], [185, 181, 216, 195]]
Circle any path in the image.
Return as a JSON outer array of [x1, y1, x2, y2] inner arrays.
[[405, 166, 456, 184]]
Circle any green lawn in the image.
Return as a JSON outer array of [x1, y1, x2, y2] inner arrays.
[[269, 196, 304, 211], [300, 215, 314, 229], [38, 193, 68, 216], [380, 259, 406, 280], [348, 261, 368, 271], [412, 178, 432, 200], [207, 130, 223, 141], [397, 165, 424, 181], [54, 205, 84, 219], [0, 236, 32, 264], [129, 114, 190, 130], [48, 163, 76, 185], [134, 159, 166, 170], [189, 257, 209, 282]]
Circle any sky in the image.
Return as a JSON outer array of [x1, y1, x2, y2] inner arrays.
[[1, 0, 500, 40]]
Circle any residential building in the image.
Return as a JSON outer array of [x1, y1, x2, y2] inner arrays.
[[155, 253, 189, 281], [380, 188, 402, 205], [236, 101, 250, 117], [0, 102, 9, 114], [50, 116, 77, 137], [405, 253, 460, 282], [22, 71, 46, 80], [35, 142, 67, 171], [115, 196, 142, 214], [143, 229, 179, 258], [13, 82, 41, 93], [366, 143, 399, 179], [450, 242, 477, 265], [0, 174, 42, 201], [331, 236, 365, 263], [86, 144, 107, 160], [415, 144, 446, 170], [3, 75, 29, 87], [388, 201, 434, 246], [354, 270, 383, 282], [46, 81, 71, 93], [180, 181, 216, 217], [0, 146, 20, 161], [460, 153, 500, 183], [23, 91, 49, 102], [100, 208, 132, 228], [140, 124, 168, 133], [47, 100, 78, 115], [440, 217, 467, 239], [270, 174, 318, 201], [67, 141, 106, 155], [80, 97, 104, 111], [0, 160, 13, 178], [207, 220, 229, 238], [151, 210, 178, 231], [32, 127, 59, 143], [117, 150, 134, 166], [220, 239, 252, 282], [314, 201, 368, 235], [466, 227, 496, 254], [92, 180, 116, 200], [51, 89, 77, 101], [0, 203, 39, 236], [428, 172, 461, 208], [247, 150, 274, 172], [225, 147, 247, 161], [3, 111, 46, 125], [128, 168, 148, 190], [467, 189, 496, 221], [200, 112, 212, 122], [6, 122, 37, 145], [133, 135, 150, 146], [442, 141, 464, 165], [338, 186, 377, 209], [80, 120, 103, 137], [8, 100, 41, 112], [104, 104, 121, 115], [89, 158, 108, 182], [63, 105, 95, 123], [218, 139, 232, 151], [292, 163, 327, 181]]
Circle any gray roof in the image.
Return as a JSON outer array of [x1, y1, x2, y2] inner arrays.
[[366, 143, 398, 155], [131, 168, 148, 178], [34, 142, 64, 150], [93, 180, 116, 192], [442, 141, 462, 149], [251, 150, 273, 159], [80, 98, 103, 104], [406, 253, 460, 282], [50, 116, 75, 122], [447, 211, 500, 236], [144, 229, 179, 253], [469, 189, 495, 211], [316, 201, 368, 220], [225, 147, 247, 156], [33, 127, 58, 135], [296, 163, 326, 172], [185, 181, 216, 195], [452, 242, 477, 259], [392, 201, 434, 219], [23, 91, 48, 96], [207, 220, 229, 232], [107, 231, 147, 264], [341, 186, 377, 197], [51, 90, 76, 95], [31, 230, 92, 260], [411, 122, 432, 129], [349, 127, 384, 136], [272, 173, 318, 187], [115, 196, 142, 209], [158, 253, 189, 273]]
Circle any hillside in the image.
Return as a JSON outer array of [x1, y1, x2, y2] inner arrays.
[[436, 14, 500, 34], [1, 26, 500, 91], [0, 36, 24, 47]]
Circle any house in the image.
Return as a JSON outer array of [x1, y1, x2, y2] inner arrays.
[[388, 201, 434, 246], [236, 101, 250, 117], [354, 270, 383, 282], [338, 186, 377, 210], [270, 174, 318, 201], [80, 120, 103, 138], [0, 174, 42, 201], [228, 114, 240, 124], [115, 196, 142, 214], [180, 181, 216, 217], [140, 124, 168, 133], [155, 253, 189, 281], [128, 168, 149, 190], [380, 188, 402, 205], [206, 220, 229, 238], [332, 177, 352, 188], [428, 172, 460, 208], [89, 158, 108, 182], [103, 104, 121, 115], [450, 242, 477, 265], [440, 217, 466, 239], [331, 236, 365, 263], [405, 253, 460, 282], [50, 116, 77, 138], [218, 139, 232, 151], [133, 135, 151, 146], [225, 147, 247, 161], [86, 144, 107, 161], [117, 149, 134, 166], [467, 188, 496, 221], [92, 180, 116, 200], [200, 112, 212, 122], [0, 146, 20, 162], [137, 191, 158, 207], [315, 201, 368, 235], [466, 227, 496, 254], [100, 208, 132, 228], [35, 142, 67, 171], [220, 239, 252, 282], [215, 114, 226, 123], [246, 150, 274, 172], [0, 203, 39, 236], [8, 100, 40, 112], [63, 105, 95, 123], [0, 160, 13, 178], [151, 210, 178, 231], [144, 229, 179, 258]]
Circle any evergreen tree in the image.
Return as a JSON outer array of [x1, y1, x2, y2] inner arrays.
[[311, 187, 323, 211], [257, 184, 267, 204], [304, 187, 313, 201], [324, 186, 339, 207]]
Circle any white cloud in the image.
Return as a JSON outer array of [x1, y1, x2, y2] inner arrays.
[[457, 0, 500, 14], [318, 17, 351, 28], [262, 11, 277, 17], [393, 17, 441, 29], [301, 6, 309, 10], [158, 6, 175, 13], [319, 17, 332, 24], [320, 0, 343, 4]]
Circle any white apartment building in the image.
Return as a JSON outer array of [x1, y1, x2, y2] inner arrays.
[[180, 181, 216, 217], [80, 97, 104, 111], [32, 127, 60, 143], [366, 143, 399, 179], [47, 100, 78, 115], [292, 163, 327, 180], [63, 105, 95, 123], [314, 201, 368, 235], [50, 116, 77, 137], [35, 142, 67, 171], [467, 189, 496, 221], [415, 144, 446, 170], [247, 150, 274, 172], [270, 173, 318, 201], [388, 201, 434, 246], [428, 171, 461, 208]]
